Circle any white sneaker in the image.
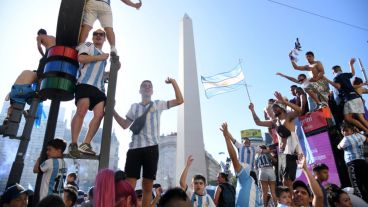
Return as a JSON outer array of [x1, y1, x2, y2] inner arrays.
[[78, 143, 96, 155]]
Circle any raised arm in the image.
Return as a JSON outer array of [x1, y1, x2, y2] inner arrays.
[[349, 58, 356, 76], [323, 76, 341, 90], [274, 91, 302, 117], [276, 72, 299, 84], [150, 187, 162, 207], [179, 155, 194, 190], [220, 123, 242, 173], [361, 88, 368, 94], [289, 53, 310, 71], [121, 0, 142, 9], [249, 103, 273, 127], [166, 78, 184, 108], [300, 155, 323, 207], [113, 110, 132, 129], [353, 83, 365, 89]]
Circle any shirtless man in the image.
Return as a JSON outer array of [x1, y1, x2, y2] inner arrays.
[[290, 51, 330, 109], [249, 92, 303, 193], [36, 29, 56, 57]]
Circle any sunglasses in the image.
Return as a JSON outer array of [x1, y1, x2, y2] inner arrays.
[[93, 32, 105, 37]]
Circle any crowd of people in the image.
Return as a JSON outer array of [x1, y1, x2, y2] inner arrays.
[[1, 0, 368, 206]]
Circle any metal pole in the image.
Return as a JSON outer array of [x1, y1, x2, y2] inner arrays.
[[5, 58, 45, 189], [358, 58, 368, 83], [33, 99, 60, 205], [244, 84, 252, 103], [6, 97, 40, 187], [239, 59, 252, 103], [98, 54, 120, 170]]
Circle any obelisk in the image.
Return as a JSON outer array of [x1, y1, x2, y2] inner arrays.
[[176, 14, 207, 185]]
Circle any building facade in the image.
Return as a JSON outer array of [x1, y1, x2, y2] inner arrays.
[[156, 133, 220, 190]]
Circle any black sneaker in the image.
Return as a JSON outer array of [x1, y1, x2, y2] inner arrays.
[[69, 143, 81, 158]]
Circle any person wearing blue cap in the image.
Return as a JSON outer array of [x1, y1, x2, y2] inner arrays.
[[1, 183, 33, 207]]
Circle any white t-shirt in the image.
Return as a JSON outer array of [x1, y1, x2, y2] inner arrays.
[[278, 131, 302, 155]]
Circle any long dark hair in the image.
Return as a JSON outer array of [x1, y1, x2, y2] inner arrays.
[[325, 184, 350, 207]]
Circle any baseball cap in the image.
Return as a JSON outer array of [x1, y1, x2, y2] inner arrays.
[[293, 180, 312, 196], [1, 183, 33, 204]]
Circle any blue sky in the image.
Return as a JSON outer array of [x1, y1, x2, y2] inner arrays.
[[1, 0, 367, 167]]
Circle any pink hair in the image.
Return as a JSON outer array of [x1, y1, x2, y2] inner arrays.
[[94, 169, 115, 207], [115, 180, 137, 207]]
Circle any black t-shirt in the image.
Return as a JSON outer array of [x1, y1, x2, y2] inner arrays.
[[333, 73, 359, 101], [218, 183, 235, 207]]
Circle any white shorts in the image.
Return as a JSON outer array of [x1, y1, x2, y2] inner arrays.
[[258, 166, 276, 181], [83, 0, 113, 28], [344, 98, 365, 114]]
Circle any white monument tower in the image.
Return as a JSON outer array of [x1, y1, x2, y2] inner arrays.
[[176, 14, 207, 185]]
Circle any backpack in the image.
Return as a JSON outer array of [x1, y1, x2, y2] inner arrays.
[[218, 183, 235, 207]]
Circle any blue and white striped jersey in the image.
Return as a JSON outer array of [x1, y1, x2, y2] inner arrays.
[[77, 42, 107, 92], [338, 133, 366, 163], [255, 153, 274, 168], [126, 100, 169, 149], [234, 140, 257, 170], [185, 187, 216, 207], [236, 166, 263, 207], [190, 193, 216, 207], [39, 158, 67, 200]]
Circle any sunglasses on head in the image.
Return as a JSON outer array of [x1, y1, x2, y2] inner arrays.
[[93, 32, 105, 37]]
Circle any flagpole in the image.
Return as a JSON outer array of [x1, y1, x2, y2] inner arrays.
[[239, 59, 252, 103], [358, 58, 368, 83]]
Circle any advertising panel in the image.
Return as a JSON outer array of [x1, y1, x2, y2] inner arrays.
[[295, 132, 340, 186]]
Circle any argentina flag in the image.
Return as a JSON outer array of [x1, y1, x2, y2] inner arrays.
[[201, 64, 245, 98]]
